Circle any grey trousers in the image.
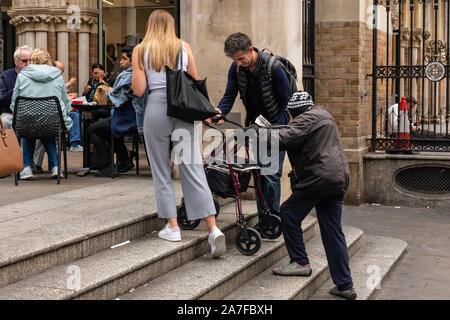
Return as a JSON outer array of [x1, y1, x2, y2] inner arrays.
[[143, 88, 216, 220], [33, 140, 45, 167]]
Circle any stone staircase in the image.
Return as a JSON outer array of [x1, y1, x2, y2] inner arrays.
[[0, 178, 407, 300]]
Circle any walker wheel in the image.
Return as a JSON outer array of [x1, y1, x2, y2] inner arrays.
[[177, 202, 201, 230], [259, 214, 282, 239], [235, 227, 261, 256]]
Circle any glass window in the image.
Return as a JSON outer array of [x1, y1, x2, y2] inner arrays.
[[101, 0, 177, 80]]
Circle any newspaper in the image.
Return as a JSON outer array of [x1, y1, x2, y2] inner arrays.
[[255, 115, 271, 128]]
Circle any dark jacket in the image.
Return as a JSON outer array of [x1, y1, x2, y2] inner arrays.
[[237, 48, 285, 125], [278, 107, 350, 198], [1, 68, 18, 114], [217, 48, 291, 126]]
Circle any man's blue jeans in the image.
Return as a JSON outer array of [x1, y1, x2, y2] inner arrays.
[[22, 138, 58, 169], [68, 111, 81, 146], [255, 149, 286, 218]]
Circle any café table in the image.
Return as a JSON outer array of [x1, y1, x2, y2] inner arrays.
[[71, 102, 111, 176]]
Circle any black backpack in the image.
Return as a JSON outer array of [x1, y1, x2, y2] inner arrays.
[[262, 48, 298, 94]]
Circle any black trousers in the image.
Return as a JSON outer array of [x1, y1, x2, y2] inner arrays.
[[280, 193, 353, 291], [87, 118, 129, 168]]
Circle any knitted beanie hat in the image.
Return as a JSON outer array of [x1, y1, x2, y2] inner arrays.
[[287, 91, 314, 118]]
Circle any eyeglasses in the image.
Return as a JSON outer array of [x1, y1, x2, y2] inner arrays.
[[19, 59, 30, 63]]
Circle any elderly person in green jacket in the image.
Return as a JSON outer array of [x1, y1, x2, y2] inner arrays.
[[10, 48, 73, 180]]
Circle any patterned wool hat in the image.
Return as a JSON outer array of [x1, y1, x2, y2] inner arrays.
[[287, 91, 314, 117]]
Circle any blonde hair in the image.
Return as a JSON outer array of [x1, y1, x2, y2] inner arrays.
[[138, 10, 181, 72], [31, 48, 52, 66]]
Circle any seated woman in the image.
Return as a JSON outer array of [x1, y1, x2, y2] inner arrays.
[[10, 48, 73, 180], [87, 46, 137, 177], [84, 63, 112, 121]]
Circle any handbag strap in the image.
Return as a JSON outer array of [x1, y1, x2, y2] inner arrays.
[[175, 41, 184, 70]]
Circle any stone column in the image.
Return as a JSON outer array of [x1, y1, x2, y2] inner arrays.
[[78, 32, 90, 96], [24, 31, 36, 49], [35, 31, 48, 50], [126, 4, 137, 46], [18, 33, 25, 46], [57, 31, 70, 82]]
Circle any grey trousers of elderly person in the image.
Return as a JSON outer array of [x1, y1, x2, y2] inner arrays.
[[143, 88, 216, 220], [33, 140, 45, 167]]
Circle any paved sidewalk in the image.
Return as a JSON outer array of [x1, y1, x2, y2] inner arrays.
[[0, 151, 449, 299], [341, 204, 450, 300]]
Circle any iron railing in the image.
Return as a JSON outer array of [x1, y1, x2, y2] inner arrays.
[[303, 0, 315, 99], [370, 0, 450, 152]]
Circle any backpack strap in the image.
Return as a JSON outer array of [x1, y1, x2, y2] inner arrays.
[[267, 55, 277, 80]]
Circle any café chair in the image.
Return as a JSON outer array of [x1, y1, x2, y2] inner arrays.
[[12, 96, 69, 185]]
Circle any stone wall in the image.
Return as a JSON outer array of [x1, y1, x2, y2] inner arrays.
[[315, 0, 389, 205], [180, 0, 303, 203], [364, 153, 450, 209]]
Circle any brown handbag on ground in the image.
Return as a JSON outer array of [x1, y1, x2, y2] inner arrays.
[[0, 117, 24, 177]]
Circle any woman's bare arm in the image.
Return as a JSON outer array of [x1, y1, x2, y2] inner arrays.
[[184, 42, 199, 80], [131, 45, 147, 97]]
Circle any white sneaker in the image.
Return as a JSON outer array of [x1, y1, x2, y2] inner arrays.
[[51, 167, 64, 178], [158, 224, 181, 242], [19, 166, 34, 180], [69, 144, 83, 152], [208, 226, 226, 258]]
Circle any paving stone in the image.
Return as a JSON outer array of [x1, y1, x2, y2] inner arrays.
[[421, 280, 450, 299], [436, 256, 450, 270]]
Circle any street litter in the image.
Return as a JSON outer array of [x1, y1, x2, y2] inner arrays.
[[111, 240, 131, 249]]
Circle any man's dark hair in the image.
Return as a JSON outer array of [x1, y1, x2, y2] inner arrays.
[[121, 46, 135, 61], [91, 63, 105, 72], [406, 97, 417, 105], [224, 32, 252, 57]]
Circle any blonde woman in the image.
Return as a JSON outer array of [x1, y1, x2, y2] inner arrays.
[[131, 10, 226, 258], [10, 48, 72, 180]]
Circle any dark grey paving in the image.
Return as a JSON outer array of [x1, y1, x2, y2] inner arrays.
[[341, 203, 450, 300]]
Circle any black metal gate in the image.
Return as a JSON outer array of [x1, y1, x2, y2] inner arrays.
[[370, 0, 450, 152], [303, 0, 315, 99]]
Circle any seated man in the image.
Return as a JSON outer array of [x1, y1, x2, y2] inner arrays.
[[87, 46, 137, 177], [1, 45, 33, 129], [53, 60, 83, 152]]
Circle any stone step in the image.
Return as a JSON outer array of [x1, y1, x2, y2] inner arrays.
[[0, 201, 260, 300], [224, 224, 364, 300], [118, 216, 318, 300], [308, 235, 407, 300], [0, 179, 169, 288], [0, 178, 232, 288]]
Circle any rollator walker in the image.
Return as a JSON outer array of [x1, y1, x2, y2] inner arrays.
[[176, 115, 282, 256]]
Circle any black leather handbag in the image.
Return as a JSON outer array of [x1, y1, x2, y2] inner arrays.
[[165, 47, 218, 123]]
